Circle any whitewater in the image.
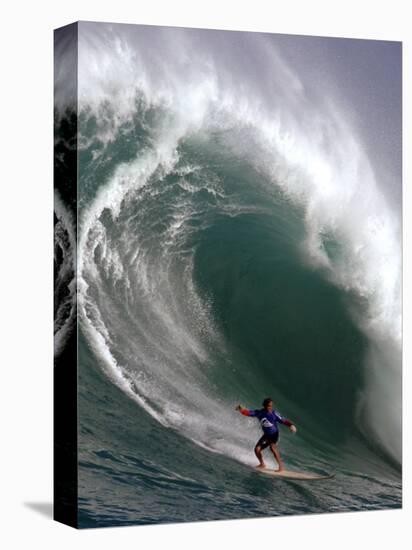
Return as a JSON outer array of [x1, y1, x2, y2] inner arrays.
[[54, 22, 402, 527]]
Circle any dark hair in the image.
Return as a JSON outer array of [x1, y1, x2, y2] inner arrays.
[[262, 397, 272, 408]]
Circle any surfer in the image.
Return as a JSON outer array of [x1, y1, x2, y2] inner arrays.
[[236, 398, 297, 471]]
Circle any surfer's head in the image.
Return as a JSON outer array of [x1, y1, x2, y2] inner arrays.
[[262, 397, 273, 411]]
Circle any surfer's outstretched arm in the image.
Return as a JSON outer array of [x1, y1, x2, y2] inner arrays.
[[274, 410, 297, 433], [236, 405, 257, 417], [280, 418, 297, 433]]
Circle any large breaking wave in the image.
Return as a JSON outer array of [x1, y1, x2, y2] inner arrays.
[[60, 23, 402, 468]]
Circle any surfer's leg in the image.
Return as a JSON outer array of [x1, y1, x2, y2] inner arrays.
[[254, 436, 268, 468], [270, 443, 284, 471], [254, 445, 266, 468]]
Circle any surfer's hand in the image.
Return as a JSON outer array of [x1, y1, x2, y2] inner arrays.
[[290, 424, 297, 433]]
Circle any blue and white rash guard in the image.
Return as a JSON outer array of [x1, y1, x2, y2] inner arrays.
[[240, 408, 292, 435]]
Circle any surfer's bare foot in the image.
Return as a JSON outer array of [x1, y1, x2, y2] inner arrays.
[[256, 463, 266, 469]]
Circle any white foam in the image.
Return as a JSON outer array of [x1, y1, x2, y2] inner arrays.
[[54, 191, 76, 357]]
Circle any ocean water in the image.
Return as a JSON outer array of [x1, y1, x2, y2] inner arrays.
[[54, 23, 402, 528]]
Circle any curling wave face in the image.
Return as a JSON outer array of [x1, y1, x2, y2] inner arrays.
[[54, 192, 76, 357], [73, 23, 401, 468]]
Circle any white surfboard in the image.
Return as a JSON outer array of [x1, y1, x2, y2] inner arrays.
[[256, 468, 334, 480]]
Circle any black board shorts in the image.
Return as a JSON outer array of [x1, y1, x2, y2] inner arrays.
[[255, 431, 279, 449]]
